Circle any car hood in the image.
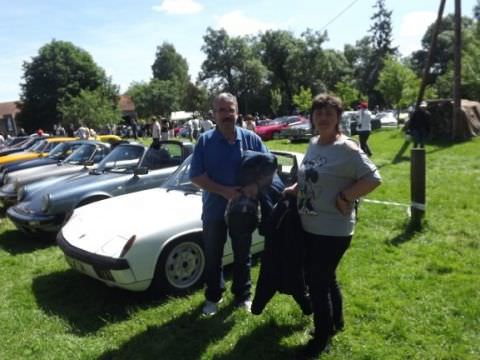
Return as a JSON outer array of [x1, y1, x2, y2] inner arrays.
[[12, 163, 85, 187], [61, 187, 203, 257]]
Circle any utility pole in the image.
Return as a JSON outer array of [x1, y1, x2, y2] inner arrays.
[[416, 0, 446, 107], [453, 0, 462, 139]]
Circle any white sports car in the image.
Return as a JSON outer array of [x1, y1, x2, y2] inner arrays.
[[57, 151, 302, 294]]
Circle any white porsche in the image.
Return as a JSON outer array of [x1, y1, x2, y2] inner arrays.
[[57, 151, 302, 294]]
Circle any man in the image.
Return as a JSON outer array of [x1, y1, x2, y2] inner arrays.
[[408, 101, 431, 148], [190, 93, 268, 315], [356, 102, 373, 156], [151, 116, 161, 149]]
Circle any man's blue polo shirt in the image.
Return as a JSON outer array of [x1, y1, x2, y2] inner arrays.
[[189, 126, 268, 222]]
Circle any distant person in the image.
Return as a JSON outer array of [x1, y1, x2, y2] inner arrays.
[[408, 101, 431, 148], [201, 117, 214, 133], [89, 128, 97, 138], [356, 102, 373, 156], [245, 114, 256, 132], [160, 118, 170, 140], [56, 124, 66, 136], [236, 114, 245, 128], [131, 118, 138, 139], [151, 116, 161, 149], [76, 124, 89, 139], [191, 117, 201, 140], [17, 128, 27, 136], [67, 124, 75, 137]]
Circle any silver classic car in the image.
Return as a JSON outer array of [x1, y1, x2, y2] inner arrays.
[[0, 141, 112, 207], [7, 141, 193, 237]]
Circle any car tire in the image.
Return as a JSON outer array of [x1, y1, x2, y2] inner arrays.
[[151, 236, 205, 294]]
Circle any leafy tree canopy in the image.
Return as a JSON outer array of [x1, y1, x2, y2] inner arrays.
[[18, 40, 117, 132], [152, 42, 190, 88]]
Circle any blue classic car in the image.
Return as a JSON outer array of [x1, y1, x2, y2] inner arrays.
[[7, 141, 193, 237]]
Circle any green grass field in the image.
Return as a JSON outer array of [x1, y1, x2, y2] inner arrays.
[[0, 129, 478, 359]]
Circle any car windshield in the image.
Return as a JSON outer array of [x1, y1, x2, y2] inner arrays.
[[64, 144, 97, 164], [29, 139, 47, 152], [96, 144, 144, 173], [47, 142, 71, 159], [162, 155, 200, 193]]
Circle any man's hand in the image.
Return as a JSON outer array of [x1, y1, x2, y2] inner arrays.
[[282, 183, 298, 197], [242, 183, 258, 199], [221, 186, 242, 201]]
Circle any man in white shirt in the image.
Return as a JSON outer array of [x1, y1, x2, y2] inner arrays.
[[356, 102, 373, 156], [151, 116, 161, 149]]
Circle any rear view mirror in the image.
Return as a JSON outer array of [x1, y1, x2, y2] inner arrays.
[[134, 167, 148, 176]]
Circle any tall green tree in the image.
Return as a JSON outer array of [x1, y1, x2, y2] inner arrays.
[[199, 28, 268, 114], [410, 15, 474, 85], [152, 42, 190, 87], [126, 80, 181, 118], [59, 88, 122, 129], [366, 0, 397, 107], [292, 86, 313, 113], [17, 40, 117, 132], [334, 78, 362, 109], [375, 56, 420, 113], [270, 88, 282, 116]]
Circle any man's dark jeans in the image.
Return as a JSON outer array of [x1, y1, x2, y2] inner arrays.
[[358, 130, 372, 156], [202, 220, 253, 303]]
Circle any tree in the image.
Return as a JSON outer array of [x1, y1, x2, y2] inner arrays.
[[375, 56, 420, 113], [182, 83, 210, 114], [366, 0, 397, 107], [126, 80, 182, 119], [410, 15, 475, 85], [200, 28, 269, 114], [334, 78, 362, 109], [59, 88, 122, 129], [270, 88, 282, 116], [152, 42, 190, 87], [292, 87, 313, 113], [17, 40, 117, 132]]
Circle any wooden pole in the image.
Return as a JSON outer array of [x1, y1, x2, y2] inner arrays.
[[452, 0, 462, 139], [410, 148, 426, 228], [416, 0, 446, 107]]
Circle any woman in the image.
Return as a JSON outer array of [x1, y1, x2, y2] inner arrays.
[[285, 94, 381, 358], [160, 118, 170, 140]]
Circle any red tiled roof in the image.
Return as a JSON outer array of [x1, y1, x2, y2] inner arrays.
[[0, 101, 21, 117], [119, 95, 135, 112]]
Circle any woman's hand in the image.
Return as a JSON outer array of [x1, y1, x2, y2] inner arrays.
[[336, 191, 354, 216]]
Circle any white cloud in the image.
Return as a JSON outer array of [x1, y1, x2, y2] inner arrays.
[[397, 11, 437, 56], [214, 10, 277, 36], [152, 0, 203, 15]]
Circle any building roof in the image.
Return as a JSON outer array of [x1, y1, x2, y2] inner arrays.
[[119, 95, 135, 112], [0, 101, 21, 117]]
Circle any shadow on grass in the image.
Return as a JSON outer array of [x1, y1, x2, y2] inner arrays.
[[0, 229, 53, 255], [388, 219, 424, 246], [391, 140, 411, 164], [32, 269, 163, 335], [99, 308, 304, 360], [217, 319, 305, 360], [98, 303, 236, 360]]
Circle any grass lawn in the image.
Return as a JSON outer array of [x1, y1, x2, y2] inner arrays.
[[0, 129, 478, 359]]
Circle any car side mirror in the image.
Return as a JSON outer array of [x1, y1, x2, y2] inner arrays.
[[134, 167, 148, 176]]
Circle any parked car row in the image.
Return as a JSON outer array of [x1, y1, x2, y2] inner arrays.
[[0, 135, 302, 294]]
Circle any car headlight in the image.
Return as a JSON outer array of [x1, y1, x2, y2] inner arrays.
[[13, 179, 21, 191], [17, 186, 26, 202], [41, 194, 51, 212]]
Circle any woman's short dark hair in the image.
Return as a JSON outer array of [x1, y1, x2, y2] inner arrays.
[[310, 93, 344, 134]]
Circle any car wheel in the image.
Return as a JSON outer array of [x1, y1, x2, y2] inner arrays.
[[152, 236, 205, 294]]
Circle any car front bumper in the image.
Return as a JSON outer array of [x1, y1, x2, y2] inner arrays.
[[57, 231, 150, 291], [0, 189, 18, 208], [6, 205, 64, 233]]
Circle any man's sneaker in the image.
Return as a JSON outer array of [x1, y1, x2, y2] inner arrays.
[[202, 299, 222, 316], [234, 299, 252, 312]]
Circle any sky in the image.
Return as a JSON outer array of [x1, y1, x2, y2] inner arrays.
[[1, 0, 477, 102]]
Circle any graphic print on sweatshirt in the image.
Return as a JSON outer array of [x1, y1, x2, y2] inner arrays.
[[298, 156, 327, 215]]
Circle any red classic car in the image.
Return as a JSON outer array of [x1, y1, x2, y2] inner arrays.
[[255, 116, 305, 140]]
